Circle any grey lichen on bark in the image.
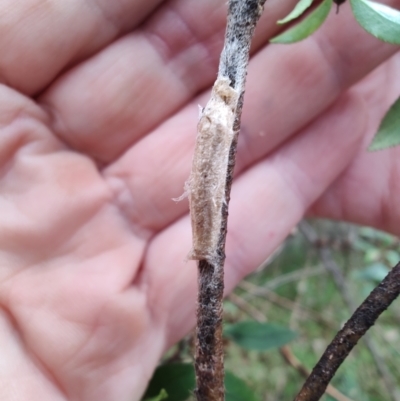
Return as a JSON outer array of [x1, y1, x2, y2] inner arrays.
[[184, 1, 267, 401]]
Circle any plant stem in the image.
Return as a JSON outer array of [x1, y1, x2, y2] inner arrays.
[[187, 1, 266, 401], [280, 346, 355, 401], [293, 261, 400, 401], [299, 221, 400, 401]]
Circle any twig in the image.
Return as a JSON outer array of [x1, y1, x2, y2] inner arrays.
[[241, 266, 327, 294], [299, 221, 400, 401], [293, 260, 400, 401], [280, 346, 355, 401], [299, 222, 356, 310], [238, 281, 337, 329], [228, 289, 351, 401], [227, 292, 268, 323], [187, 2, 266, 401]]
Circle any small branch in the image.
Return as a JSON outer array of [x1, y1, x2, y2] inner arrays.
[[293, 260, 400, 401], [241, 266, 327, 294], [299, 222, 356, 310], [229, 288, 351, 401], [299, 221, 400, 401], [188, 2, 266, 401], [227, 292, 268, 323], [280, 346, 355, 401], [239, 281, 336, 329]]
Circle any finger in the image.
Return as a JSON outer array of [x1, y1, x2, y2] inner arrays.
[[310, 56, 400, 236], [38, 0, 300, 163], [0, 82, 145, 283], [103, 49, 399, 236], [0, 0, 164, 95], [0, 86, 150, 400], [41, 0, 398, 163], [136, 91, 367, 346], [312, 147, 400, 237]]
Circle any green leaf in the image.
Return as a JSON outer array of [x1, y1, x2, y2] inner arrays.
[[278, 0, 314, 24], [143, 364, 262, 401], [143, 363, 195, 401], [144, 389, 169, 401], [270, 0, 332, 43], [364, 248, 381, 264], [350, 0, 400, 44], [356, 263, 389, 283], [369, 97, 400, 150], [225, 371, 259, 401], [224, 321, 297, 351], [359, 227, 396, 246], [385, 250, 400, 267]]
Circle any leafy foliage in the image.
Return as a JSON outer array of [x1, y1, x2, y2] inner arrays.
[[369, 96, 400, 151], [355, 262, 390, 283], [143, 363, 195, 401], [350, 0, 400, 44], [273, 0, 400, 150], [142, 363, 258, 401], [225, 222, 400, 400], [225, 371, 259, 401], [143, 223, 400, 401], [224, 321, 297, 351], [271, 0, 332, 43], [144, 389, 169, 401], [278, 0, 314, 24]]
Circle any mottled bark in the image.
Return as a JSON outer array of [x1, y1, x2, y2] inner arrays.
[[294, 262, 400, 401], [186, 1, 267, 401]]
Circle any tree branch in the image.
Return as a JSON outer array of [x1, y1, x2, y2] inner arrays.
[[299, 220, 400, 401], [280, 346, 355, 401], [186, 1, 266, 401], [293, 260, 400, 401]]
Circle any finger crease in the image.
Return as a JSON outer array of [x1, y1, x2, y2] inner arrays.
[[142, 4, 223, 93], [312, 33, 349, 91], [104, 173, 156, 242]]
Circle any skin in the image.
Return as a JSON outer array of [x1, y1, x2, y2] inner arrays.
[[0, 0, 399, 400]]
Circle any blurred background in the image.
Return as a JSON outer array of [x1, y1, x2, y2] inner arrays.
[[144, 219, 400, 401]]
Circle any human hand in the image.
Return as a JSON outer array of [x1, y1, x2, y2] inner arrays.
[[0, 0, 399, 400]]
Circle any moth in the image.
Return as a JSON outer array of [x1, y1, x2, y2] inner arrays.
[[186, 77, 238, 266]]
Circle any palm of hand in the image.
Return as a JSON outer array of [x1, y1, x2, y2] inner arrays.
[[0, 58, 170, 401], [1, 1, 400, 401]]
